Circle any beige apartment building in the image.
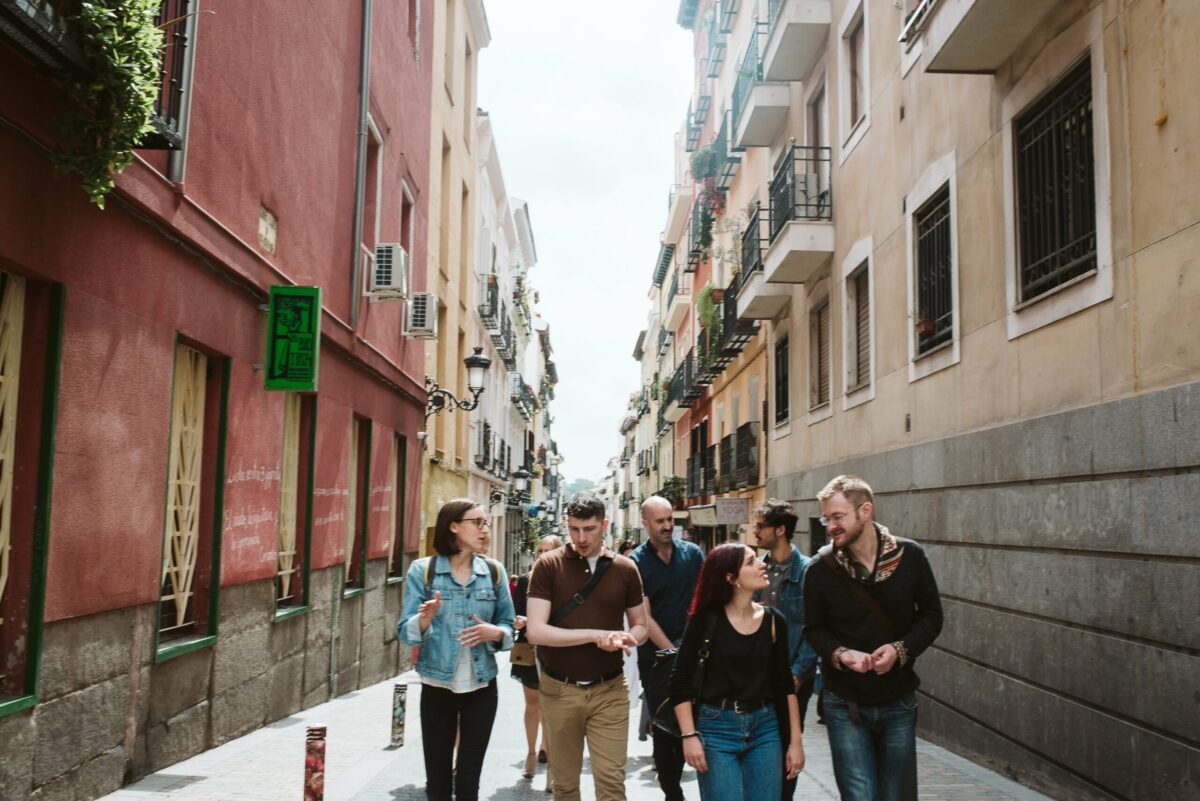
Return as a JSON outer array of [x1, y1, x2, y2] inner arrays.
[[420, 0, 490, 552], [674, 1, 1198, 799]]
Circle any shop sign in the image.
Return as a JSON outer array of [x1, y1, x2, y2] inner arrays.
[[266, 286, 321, 391]]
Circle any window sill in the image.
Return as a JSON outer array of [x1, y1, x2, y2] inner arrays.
[[0, 694, 37, 719], [808, 402, 833, 426], [386, 575, 406, 586], [274, 605, 309, 623], [839, 115, 869, 166], [909, 336, 960, 382], [342, 587, 366, 601], [842, 381, 875, 410], [156, 634, 217, 664], [772, 419, 791, 440]]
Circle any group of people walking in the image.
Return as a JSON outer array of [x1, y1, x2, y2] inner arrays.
[[397, 475, 943, 801]]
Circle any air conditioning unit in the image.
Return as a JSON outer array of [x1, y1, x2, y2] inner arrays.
[[369, 243, 409, 299], [404, 292, 438, 339]]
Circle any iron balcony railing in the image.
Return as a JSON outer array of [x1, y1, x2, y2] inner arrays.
[[719, 432, 735, 492], [769, 144, 833, 242], [686, 454, 699, 498], [476, 422, 493, 469], [665, 349, 697, 410], [740, 204, 766, 286], [716, 109, 743, 191], [703, 443, 718, 494], [478, 274, 500, 329], [144, 0, 191, 149], [657, 327, 672, 357], [731, 22, 767, 135], [706, 23, 726, 78], [734, 421, 760, 488], [0, 0, 86, 74], [687, 197, 708, 271]]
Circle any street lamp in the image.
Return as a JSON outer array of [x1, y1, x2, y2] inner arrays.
[[424, 347, 491, 422]]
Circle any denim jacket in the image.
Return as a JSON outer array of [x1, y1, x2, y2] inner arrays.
[[397, 554, 515, 683], [758, 544, 819, 681]]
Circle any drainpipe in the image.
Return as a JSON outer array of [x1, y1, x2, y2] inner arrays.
[[349, 0, 373, 328]]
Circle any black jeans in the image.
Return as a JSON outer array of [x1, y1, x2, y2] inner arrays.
[[642, 674, 685, 801], [781, 675, 816, 801], [420, 680, 499, 801]]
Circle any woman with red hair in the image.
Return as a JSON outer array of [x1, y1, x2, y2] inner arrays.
[[669, 542, 804, 800]]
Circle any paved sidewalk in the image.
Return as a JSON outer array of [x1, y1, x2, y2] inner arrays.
[[99, 654, 1056, 801]]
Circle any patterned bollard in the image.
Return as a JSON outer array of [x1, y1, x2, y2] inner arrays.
[[305, 726, 326, 801], [390, 684, 407, 747]]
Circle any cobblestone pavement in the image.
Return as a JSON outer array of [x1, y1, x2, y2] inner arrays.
[[99, 654, 1055, 801]]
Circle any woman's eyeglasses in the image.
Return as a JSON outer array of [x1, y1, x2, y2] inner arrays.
[[459, 517, 490, 528]]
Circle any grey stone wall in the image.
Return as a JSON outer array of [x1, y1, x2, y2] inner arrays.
[[767, 380, 1200, 801], [0, 560, 412, 801]]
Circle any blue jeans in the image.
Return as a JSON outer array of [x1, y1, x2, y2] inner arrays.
[[695, 704, 782, 801], [823, 690, 918, 801]]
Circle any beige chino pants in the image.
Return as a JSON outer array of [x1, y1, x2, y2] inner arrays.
[[539, 673, 629, 801]]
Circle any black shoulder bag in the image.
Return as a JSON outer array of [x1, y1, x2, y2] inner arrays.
[[550, 556, 613, 626], [650, 613, 718, 739]]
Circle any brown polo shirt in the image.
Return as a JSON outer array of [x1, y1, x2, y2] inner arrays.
[[528, 543, 644, 681]]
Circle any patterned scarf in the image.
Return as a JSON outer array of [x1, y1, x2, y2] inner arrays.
[[834, 523, 904, 584]]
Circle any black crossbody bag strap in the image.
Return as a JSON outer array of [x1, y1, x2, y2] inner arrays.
[[692, 613, 718, 697], [818, 546, 903, 640], [550, 556, 614, 626]]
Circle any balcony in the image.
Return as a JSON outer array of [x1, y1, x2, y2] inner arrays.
[[706, 24, 726, 78], [687, 197, 710, 271], [715, 109, 743, 191], [665, 269, 692, 332], [475, 422, 494, 470], [763, 0, 831, 82], [666, 184, 695, 244], [735, 207, 790, 320], [732, 22, 789, 148], [662, 349, 697, 423], [652, 243, 675, 288], [921, 0, 1061, 74], [685, 447, 716, 499], [478, 274, 500, 330], [734, 421, 760, 488], [718, 433, 735, 492], [0, 0, 85, 75], [763, 144, 835, 284]]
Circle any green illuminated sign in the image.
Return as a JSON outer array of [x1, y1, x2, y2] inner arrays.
[[265, 286, 321, 391]]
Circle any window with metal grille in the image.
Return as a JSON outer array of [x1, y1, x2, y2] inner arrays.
[[810, 301, 831, 409], [160, 343, 227, 646], [276, 394, 315, 613], [344, 418, 371, 591], [1015, 56, 1096, 302], [848, 265, 871, 391], [0, 274, 63, 707], [389, 434, 413, 578], [774, 337, 790, 424], [915, 184, 953, 354]]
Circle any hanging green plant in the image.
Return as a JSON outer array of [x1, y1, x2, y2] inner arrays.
[[690, 142, 721, 181], [54, 0, 166, 208]]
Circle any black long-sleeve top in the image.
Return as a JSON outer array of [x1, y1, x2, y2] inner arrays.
[[803, 534, 943, 706], [668, 606, 796, 744]]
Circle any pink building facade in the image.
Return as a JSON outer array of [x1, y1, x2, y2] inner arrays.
[[0, 2, 434, 797]]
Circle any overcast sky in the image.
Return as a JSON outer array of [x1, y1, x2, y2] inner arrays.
[[479, 2, 694, 485]]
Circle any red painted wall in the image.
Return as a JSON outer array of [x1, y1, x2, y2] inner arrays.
[[0, 0, 433, 622]]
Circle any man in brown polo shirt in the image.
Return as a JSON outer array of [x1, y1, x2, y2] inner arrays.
[[527, 491, 647, 801]]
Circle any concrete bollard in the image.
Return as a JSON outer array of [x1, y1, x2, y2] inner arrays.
[[305, 726, 326, 801], [390, 684, 407, 747]]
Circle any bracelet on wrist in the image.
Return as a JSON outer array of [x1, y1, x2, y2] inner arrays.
[[680, 732, 701, 740]]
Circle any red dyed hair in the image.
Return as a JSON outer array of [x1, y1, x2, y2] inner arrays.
[[688, 542, 753, 617]]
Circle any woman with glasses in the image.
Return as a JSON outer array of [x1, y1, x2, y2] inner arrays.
[[511, 534, 562, 782], [670, 542, 805, 801], [398, 499, 516, 801]]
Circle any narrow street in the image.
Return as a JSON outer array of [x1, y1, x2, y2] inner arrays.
[[99, 653, 1053, 801]]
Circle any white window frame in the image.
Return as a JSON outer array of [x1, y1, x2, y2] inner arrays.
[[840, 236, 874, 409], [1001, 7, 1112, 340], [837, 0, 870, 165], [906, 151, 961, 382], [807, 278, 834, 425]]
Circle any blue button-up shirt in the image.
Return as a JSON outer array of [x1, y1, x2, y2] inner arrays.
[[397, 554, 515, 684], [629, 537, 704, 669]]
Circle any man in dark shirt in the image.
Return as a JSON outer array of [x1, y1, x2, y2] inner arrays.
[[527, 492, 647, 801], [628, 495, 703, 801], [803, 475, 943, 801]]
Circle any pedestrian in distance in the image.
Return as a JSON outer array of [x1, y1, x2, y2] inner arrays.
[[397, 498, 516, 801], [804, 475, 944, 801], [511, 534, 562, 780], [752, 499, 821, 801], [670, 542, 805, 801], [525, 491, 648, 801], [629, 495, 704, 801]]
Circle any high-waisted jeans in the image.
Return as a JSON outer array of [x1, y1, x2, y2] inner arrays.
[[823, 690, 918, 801], [694, 703, 782, 801]]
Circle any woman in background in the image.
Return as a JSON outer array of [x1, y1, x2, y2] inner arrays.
[[670, 542, 804, 801], [512, 534, 562, 780], [398, 499, 515, 801]]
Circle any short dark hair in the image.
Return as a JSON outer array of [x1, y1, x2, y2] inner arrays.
[[565, 491, 605, 522], [433, 498, 482, 556], [754, 498, 798, 540]]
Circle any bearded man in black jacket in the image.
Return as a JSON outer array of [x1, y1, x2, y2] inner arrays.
[[803, 475, 943, 801]]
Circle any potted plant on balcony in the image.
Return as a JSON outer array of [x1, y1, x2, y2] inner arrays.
[[661, 376, 672, 395], [690, 142, 721, 181], [915, 313, 935, 336]]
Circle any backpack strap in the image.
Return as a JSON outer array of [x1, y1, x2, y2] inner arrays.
[[423, 556, 436, 594], [425, 555, 503, 592]]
